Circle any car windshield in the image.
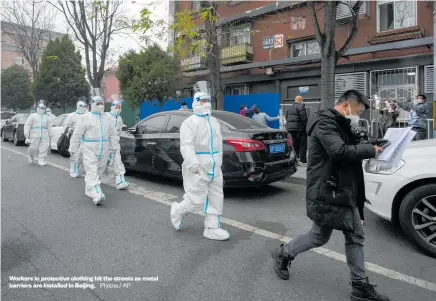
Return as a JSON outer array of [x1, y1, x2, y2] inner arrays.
[[1, 112, 15, 120], [17, 114, 30, 123], [212, 111, 268, 129]]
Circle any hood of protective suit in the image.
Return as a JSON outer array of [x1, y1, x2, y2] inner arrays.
[[110, 100, 122, 115], [192, 92, 211, 116], [36, 104, 46, 116]]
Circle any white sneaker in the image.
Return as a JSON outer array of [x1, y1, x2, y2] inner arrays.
[[203, 228, 230, 241], [170, 202, 183, 230]]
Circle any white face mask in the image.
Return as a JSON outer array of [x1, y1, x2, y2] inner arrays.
[[201, 102, 211, 115], [37, 109, 45, 115], [91, 104, 104, 114], [413, 99, 422, 105], [112, 108, 121, 115], [345, 106, 360, 127], [76, 107, 87, 114]]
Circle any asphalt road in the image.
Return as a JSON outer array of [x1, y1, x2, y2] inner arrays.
[[1, 143, 436, 301]]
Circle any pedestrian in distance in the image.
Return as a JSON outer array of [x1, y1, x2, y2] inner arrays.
[[24, 103, 53, 166], [106, 100, 130, 190], [68, 96, 119, 206], [170, 90, 230, 241], [252, 107, 279, 127], [239, 104, 256, 118], [271, 90, 389, 301], [179, 102, 188, 110], [396, 94, 429, 141], [45, 108, 57, 123], [64, 101, 88, 178], [286, 95, 308, 166]]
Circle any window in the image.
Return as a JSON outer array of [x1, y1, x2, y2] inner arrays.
[[14, 57, 24, 65], [377, 1, 416, 32], [289, 40, 320, 57], [225, 84, 250, 96], [164, 114, 188, 133], [52, 115, 66, 127], [137, 115, 167, 134], [212, 111, 268, 130], [229, 23, 251, 46]]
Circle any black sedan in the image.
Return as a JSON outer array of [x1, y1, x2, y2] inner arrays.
[[1, 113, 30, 146], [120, 110, 297, 187]]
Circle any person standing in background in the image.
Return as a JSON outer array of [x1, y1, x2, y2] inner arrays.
[[252, 107, 279, 127], [396, 94, 429, 140], [179, 102, 188, 110], [286, 95, 308, 166], [379, 101, 399, 137], [45, 108, 57, 123], [239, 104, 257, 118]]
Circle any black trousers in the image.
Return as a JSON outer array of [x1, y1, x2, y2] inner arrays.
[[289, 131, 307, 163], [412, 127, 427, 141]]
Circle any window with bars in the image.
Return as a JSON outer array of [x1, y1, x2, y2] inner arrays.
[[225, 84, 251, 96], [220, 21, 252, 48], [424, 65, 434, 94], [289, 40, 320, 57], [191, 1, 201, 12], [335, 72, 369, 100]]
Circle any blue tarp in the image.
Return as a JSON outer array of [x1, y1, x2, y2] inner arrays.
[[139, 93, 281, 129]]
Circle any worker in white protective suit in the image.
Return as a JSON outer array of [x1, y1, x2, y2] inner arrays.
[[45, 108, 57, 123], [24, 103, 53, 166], [170, 87, 230, 241], [106, 100, 130, 190], [68, 96, 119, 205], [64, 101, 88, 178]]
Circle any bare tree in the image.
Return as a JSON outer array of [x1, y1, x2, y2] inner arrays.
[[50, 0, 131, 93], [308, 1, 363, 109], [1, 0, 57, 78]]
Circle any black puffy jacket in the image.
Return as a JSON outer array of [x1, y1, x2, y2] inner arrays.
[[305, 109, 375, 231], [286, 103, 308, 132]]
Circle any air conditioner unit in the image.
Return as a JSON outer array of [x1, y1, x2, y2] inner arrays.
[[336, 1, 370, 21], [266, 67, 274, 75]]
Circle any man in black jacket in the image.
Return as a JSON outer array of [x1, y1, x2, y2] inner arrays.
[[286, 95, 308, 166], [272, 90, 389, 301]]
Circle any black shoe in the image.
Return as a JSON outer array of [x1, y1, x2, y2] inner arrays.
[[351, 278, 389, 301], [271, 243, 293, 280]]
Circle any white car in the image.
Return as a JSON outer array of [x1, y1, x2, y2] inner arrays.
[[49, 114, 69, 150], [364, 139, 436, 257]]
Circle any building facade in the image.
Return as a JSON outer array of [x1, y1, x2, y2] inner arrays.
[[171, 0, 434, 122], [1, 21, 65, 76]]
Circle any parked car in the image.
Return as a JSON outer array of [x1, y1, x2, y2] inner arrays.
[[120, 110, 297, 187], [1, 111, 16, 132], [1, 113, 30, 146], [48, 114, 69, 150], [363, 139, 436, 257]]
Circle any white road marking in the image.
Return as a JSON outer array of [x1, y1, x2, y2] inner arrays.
[[3, 145, 436, 293]]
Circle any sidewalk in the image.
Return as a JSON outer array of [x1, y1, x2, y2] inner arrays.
[[283, 165, 306, 186]]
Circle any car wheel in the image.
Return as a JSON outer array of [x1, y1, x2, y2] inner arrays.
[[13, 131, 22, 146], [399, 184, 436, 258], [1, 130, 7, 141]]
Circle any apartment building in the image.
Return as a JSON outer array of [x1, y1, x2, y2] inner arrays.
[[1, 21, 65, 76], [170, 0, 434, 119]]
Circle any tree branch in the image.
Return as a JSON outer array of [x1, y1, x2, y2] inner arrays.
[[307, 2, 324, 47], [337, 1, 363, 57]]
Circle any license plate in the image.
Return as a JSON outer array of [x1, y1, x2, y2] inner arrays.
[[269, 143, 285, 154]]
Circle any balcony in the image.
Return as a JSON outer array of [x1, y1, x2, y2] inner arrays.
[[221, 43, 253, 66], [181, 54, 207, 72], [367, 25, 425, 45]]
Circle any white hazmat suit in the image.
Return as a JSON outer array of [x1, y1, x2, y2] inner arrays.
[[69, 97, 118, 205], [64, 101, 88, 177], [106, 100, 130, 190], [170, 92, 230, 241], [45, 108, 57, 123], [24, 104, 53, 166]]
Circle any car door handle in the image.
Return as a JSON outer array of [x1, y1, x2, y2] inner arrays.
[[147, 142, 156, 145]]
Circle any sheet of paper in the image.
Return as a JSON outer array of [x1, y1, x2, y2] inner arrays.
[[376, 127, 412, 162]]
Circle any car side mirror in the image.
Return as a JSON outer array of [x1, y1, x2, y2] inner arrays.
[[122, 126, 128, 131], [128, 127, 137, 134]]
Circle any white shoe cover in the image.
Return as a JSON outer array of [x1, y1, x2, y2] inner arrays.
[[203, 228, 230, 241], [70, 173, 79, 178], [170, 202, 184, 230], [38, 159, 46, 166], [116, 181, 129, 190], [28, 155, 33, 164], [93, 193, 105, 206]]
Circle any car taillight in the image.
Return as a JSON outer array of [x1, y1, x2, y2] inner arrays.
[[225, 139, 265, 152], [287, 136, 293, 148]]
